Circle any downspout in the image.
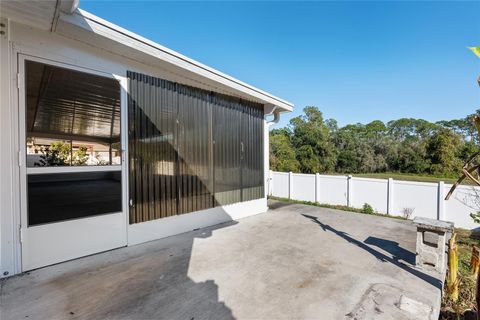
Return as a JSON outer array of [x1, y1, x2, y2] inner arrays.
[[265, 106, 280, 197], [266, 108, 280, 126]]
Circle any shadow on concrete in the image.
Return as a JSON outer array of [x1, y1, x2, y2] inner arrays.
[[56, 220, 238, 319], [268, 200, 294, 210], [2, 219, 238, 320], [301, 214, 443, 290], [364, 236, 416, 265]]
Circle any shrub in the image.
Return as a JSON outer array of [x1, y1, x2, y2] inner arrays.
[[362, 203, 375, 214], [402, 207, 415, 219]]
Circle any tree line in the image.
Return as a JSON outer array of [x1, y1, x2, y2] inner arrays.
[[270, 106, 480, 177]]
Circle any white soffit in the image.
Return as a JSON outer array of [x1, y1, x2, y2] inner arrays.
[[56, 9, 293, 112], [0, 0, 57, 30], [0, 0, 78, 30]]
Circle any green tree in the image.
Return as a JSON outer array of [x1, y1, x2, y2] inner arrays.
[[387, 118, 438, 141], [333, 122, 389, 173], [389, 140, 429, 174], [269, 105, 476, 179], [270, 130, 300, 172], [425, 128, 462, 176], [289, 106, 336, 173], [365, 120, 387, 137]]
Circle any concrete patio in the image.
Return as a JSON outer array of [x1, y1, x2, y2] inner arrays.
[[0, 200, 444, 320]]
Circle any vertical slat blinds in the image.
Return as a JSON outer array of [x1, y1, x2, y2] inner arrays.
[[127, 71, 264, 224]]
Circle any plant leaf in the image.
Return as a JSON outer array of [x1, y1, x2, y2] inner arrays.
[[469, 46, 480, 58]]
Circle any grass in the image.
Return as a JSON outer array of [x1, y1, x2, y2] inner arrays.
[[268, 196, 407, 221], [441, 229, 479, 319], [352, 172, 468, 185]]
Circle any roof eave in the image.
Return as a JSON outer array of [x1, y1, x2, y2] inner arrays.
[[57, 9, 293, 112]]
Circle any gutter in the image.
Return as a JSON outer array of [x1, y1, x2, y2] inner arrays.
[[52, 0, 79, 31]]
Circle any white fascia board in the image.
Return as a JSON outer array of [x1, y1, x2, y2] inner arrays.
[[59, 9, 293, 112]]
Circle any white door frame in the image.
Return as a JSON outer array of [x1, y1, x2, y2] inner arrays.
[[17, 53, 129, 271]]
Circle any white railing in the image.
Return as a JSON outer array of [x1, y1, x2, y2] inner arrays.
[[268, 171, 480, 230]]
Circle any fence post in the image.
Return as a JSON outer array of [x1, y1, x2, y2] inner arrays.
[[347, 175, 353, 207], [438, 181, 445, 221], [387, 178, 394, 215], [288, 172, 293, 199], [315, 173, 320, 203], [268, 170, 273, 196]]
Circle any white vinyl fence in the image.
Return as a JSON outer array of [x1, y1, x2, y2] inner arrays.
[[268, 171, 480, 230]]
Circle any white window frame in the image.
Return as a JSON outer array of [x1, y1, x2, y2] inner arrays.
[[16, 53, 130, 271]]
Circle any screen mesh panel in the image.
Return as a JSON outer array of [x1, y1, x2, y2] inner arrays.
[[127, 71, 264, 224]]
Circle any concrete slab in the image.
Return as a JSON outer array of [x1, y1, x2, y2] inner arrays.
[[0, 200, 444, 320]]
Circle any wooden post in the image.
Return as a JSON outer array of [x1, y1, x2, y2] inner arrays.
[[471, 246, 480, 275], [447, 233, 459, 302], [477, 272, 480, 320]]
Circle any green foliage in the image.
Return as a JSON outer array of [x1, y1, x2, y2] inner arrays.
[[425, 128, 462, 176], [73, 145, 89, 165], [35, 141, 89, 166], [361, 203, 375, 214], [269, 106, 475, 178], [288, 106, 337, 173], [469, 46, 480, 58], [270, 129, 300, 172], [470, 212, 480, 224], [36, 141, 71, 166]]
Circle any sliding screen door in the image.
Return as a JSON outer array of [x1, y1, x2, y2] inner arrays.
[[127, 71, 264, 224], [20, 57, 127, 271]]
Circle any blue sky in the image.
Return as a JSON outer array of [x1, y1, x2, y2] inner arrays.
[[81, 1, 480, 129]]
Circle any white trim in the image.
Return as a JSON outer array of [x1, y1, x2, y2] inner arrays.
[[17, 53, 119, 79], [118, 75, 130, 245], [128, 198, 268, 246], [27, 166, 122, 175]]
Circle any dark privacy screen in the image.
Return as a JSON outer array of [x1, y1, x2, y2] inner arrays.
[[127, 72, 264, 224]]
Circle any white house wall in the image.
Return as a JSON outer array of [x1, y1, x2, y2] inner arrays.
[[0, 21, 271, 277], [129, 198, 267, 246]]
